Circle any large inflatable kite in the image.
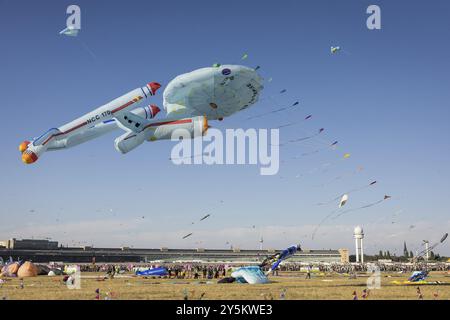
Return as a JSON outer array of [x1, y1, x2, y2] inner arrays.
[[19, 65, 264, 164], [218, 245, 301, 284]]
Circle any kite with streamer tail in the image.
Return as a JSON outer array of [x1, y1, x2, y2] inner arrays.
[[317, 181, 378, 206], [187, 200, 223, 227], [182, 233, 193, 239], [413, 233, 448, 262], [246, 101, 300, 120], [312, 194, 390, 240], [191, 214, 211, 225], [300, 141, 338, 157], [275, 114, 312, 130], [279, 127, 324, 147], [332, 195, 391, 219], [289, 127, 324, 143]]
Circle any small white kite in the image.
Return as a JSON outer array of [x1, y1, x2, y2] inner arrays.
[[339, 194, 349, 208], [59, 26, 79, 37], [331, 46, 341, 54]]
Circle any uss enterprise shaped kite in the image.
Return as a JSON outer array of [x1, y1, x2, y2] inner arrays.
[[19, 65, 264, 164]]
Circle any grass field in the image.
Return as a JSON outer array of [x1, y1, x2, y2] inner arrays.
[[1, 271, 449, 300]]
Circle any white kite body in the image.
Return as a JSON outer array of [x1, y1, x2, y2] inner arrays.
[[20, 65, 264, 164]]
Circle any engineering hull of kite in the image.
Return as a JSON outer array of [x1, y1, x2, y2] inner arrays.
[[19, 65, 263, 164]]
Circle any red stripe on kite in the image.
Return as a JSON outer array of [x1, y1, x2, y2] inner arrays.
[[112, 97, 143, 114], [143, 118, 192, 130], [41, 97, 143, 146]]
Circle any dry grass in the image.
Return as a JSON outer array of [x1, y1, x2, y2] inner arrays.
[[1, 271, 449, 300]]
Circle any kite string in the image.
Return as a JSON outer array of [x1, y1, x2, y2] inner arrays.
[[275, 116, 312, 130], [313, 196, 390, 239], [332, 199, 385, 219], [311, 209, 338, 240], [246, 101, 299, 121], [75, 37, 97, 59]]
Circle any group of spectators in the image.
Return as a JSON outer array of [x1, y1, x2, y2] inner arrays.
[[315, 262, 449, 273], [165, 264, 228, 279], [266, 262, 449, 274], [51, 263, 232, 279], [8, 261, 448, 278]]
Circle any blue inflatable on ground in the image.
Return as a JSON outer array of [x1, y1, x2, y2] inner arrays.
[[408, 271, 428, 282], [218, 244, 302, 284], [135, 267, 168, 277], [231, 266, 269, 284]]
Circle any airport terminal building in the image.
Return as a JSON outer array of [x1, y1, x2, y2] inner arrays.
[[0, 238, 349, 264]]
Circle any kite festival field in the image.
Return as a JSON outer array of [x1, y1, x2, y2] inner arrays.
[[1, 271, 449, 300]]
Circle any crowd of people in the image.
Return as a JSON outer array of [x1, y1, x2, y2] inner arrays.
[[63, 263, 232, 279], [37, 261, 449, 279], [263, 261, 449, 274], [165, 264, 228, 279]]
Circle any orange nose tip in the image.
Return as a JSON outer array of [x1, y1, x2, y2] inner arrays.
[[150, 105, 161, 117], [22, 151, 38, 164], [19, 141, 30, 153], [202, 116, 209, 135], [148, 82, 161, 95]]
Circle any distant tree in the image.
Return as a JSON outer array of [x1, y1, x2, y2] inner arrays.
[[409, 251, 414, 258], [403, 242, 409, 257], [379, 250, 383, 258], [430, 251, 435, 260], [387, 251, 391, 259]]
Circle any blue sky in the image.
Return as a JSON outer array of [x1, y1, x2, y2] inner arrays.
[[0, 0, 449, 255]]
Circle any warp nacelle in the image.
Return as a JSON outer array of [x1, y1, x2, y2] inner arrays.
[[19, 83, 161, 164], [114, 116, 208, 154]]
